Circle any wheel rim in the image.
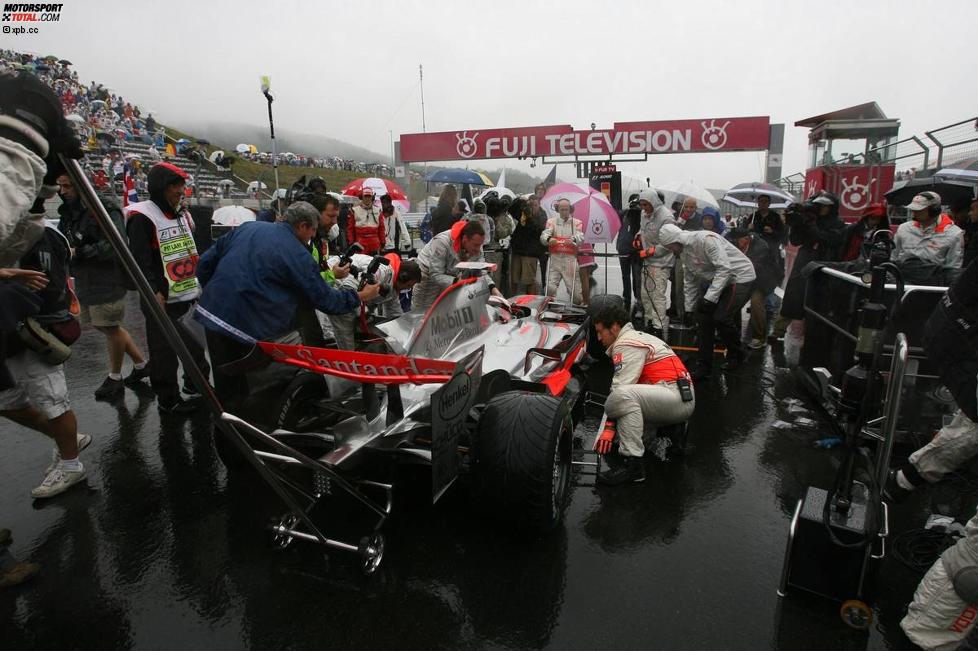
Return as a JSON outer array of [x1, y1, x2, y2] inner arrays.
[[550, 421, 571, 520], [270, 513, 299, 550], [361, 533, 385, 575]]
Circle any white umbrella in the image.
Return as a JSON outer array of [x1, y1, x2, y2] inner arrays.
[[656, 180, 720, 210], [65, 113, 86, 124], [246, 181, 268, 193], [217, 179, 235, 187], [722, 182, 795, 209], [212, 205, 256, 227], [477, 186, 516, 202], [235, 143, 251, 154], [208, 150, 225, 164]]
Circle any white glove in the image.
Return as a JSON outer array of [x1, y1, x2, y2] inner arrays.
[[488, 294, 511, 311], [498, 236, 511, 249]]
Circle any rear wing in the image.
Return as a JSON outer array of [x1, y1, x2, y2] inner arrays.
[[259, 342, 456, 384]]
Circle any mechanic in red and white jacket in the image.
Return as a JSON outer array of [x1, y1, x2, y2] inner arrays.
[[592, 301, 695, 485], [346, 186, 385, 255], [540, 198, 584, 304]]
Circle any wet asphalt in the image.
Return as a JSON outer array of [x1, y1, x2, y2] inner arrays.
[[0, 284, 944, 650]]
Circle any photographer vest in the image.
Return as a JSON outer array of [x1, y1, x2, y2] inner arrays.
[[126, 200, 200, 303]]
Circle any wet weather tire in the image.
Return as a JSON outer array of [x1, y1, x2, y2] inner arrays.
[[275, 372, 330, 432], [474, 391, 572, 532]]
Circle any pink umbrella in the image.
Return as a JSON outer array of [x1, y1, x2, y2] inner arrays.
[[541, 183, 620, 244]]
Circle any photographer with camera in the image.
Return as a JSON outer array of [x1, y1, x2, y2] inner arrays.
[[510, 195, 547, 296], [56, 174, 149, 400], [195, 202, 379, 406], [326, 252, 422, 350], [775, 193, 845, 338], [615, 195, 643, 314]]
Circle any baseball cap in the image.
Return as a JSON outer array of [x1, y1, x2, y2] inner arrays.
[[906, 191, 941, 211], [361, 186, 375, 196], [862, 202, 886, 218], [811, 194, 835, 206]]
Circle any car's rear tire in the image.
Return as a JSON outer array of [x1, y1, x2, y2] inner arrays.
[[275, 371, 330, 432], [474, 391, 572, 532]]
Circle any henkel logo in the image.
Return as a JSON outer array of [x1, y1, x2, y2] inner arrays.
[[840, 175, 876, 211], [701, 120, 730, 150], [455, 131, 479, 159]]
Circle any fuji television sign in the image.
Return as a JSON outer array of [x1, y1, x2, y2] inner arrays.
[[400, 117, 770, 162]]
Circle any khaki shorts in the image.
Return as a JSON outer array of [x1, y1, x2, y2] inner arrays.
[[511, 254, 539, 286], [79, 297, 125, 327], [0, 349, 70, 419]]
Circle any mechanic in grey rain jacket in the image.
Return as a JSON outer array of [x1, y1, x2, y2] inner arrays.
[[658, 223, 755, 378], [412, 219, 503, 312], [637, 188, 675, 333]]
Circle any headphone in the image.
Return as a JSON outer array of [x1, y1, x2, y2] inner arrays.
[[553, 199, 574, 214], [923, 192, 942, 217]]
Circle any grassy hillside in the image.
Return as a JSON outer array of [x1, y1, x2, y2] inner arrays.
[[161, 124, 387, 193]]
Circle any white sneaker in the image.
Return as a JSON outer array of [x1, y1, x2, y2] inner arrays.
[[31, 463, 86, 499], [45, 433, 92, 475], [748, 338, 765, 350]]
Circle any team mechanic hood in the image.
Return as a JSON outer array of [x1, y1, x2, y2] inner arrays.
[[657, 223, 687, 246], [638, 188, 663, 208], [147, 162, 188, 213]]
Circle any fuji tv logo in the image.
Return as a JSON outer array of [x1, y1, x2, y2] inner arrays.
[[455, 131, 479, 159]]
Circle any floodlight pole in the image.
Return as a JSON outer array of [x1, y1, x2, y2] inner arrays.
[[263, 89, 281, 217]]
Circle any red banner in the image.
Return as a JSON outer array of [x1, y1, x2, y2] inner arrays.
[[400, 116, 770, 162]]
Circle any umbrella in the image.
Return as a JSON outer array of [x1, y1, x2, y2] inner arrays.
[[476, 186, 517, 202], [212, 206, 256, 227], [96, 132, 115, 143], [208, 150, 225, 164], [176, 138, 191, 146], [235, 143, 252, 154], [217, 179, 235, 188], [340, 177, 408, 201], [885, 177, 976, 207], [425, 168, 493, 185], [90, 100, 106, 110], [541, 183, 620, 244], [58, 59, 72, 65], [935, 157, 978, 183], [657, 180, 720, 211], [196, 138, 210, 146], [246, 181, 268, 193], [722, 182, 796, 209], [65, 114, 86, 124]]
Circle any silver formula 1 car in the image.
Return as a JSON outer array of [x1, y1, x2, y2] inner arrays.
[[224, 263, 593, 574]]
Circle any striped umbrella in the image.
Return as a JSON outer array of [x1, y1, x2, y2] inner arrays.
[[541, 183, 620, 244], [722, 182, 796, 209], [935, 157, 978, 183]]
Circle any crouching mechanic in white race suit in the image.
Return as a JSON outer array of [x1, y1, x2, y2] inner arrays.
[[541, 198, 584, 304], [591, 300, 695, 485], [636, 189, 675, 337], [327, 252, 422, 350], [412, 219, 505, 312], [887, 260, 978, 649], [657, 223, 755, 381]]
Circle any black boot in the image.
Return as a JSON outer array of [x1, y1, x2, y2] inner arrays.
[[598, 455, 646, 485]]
